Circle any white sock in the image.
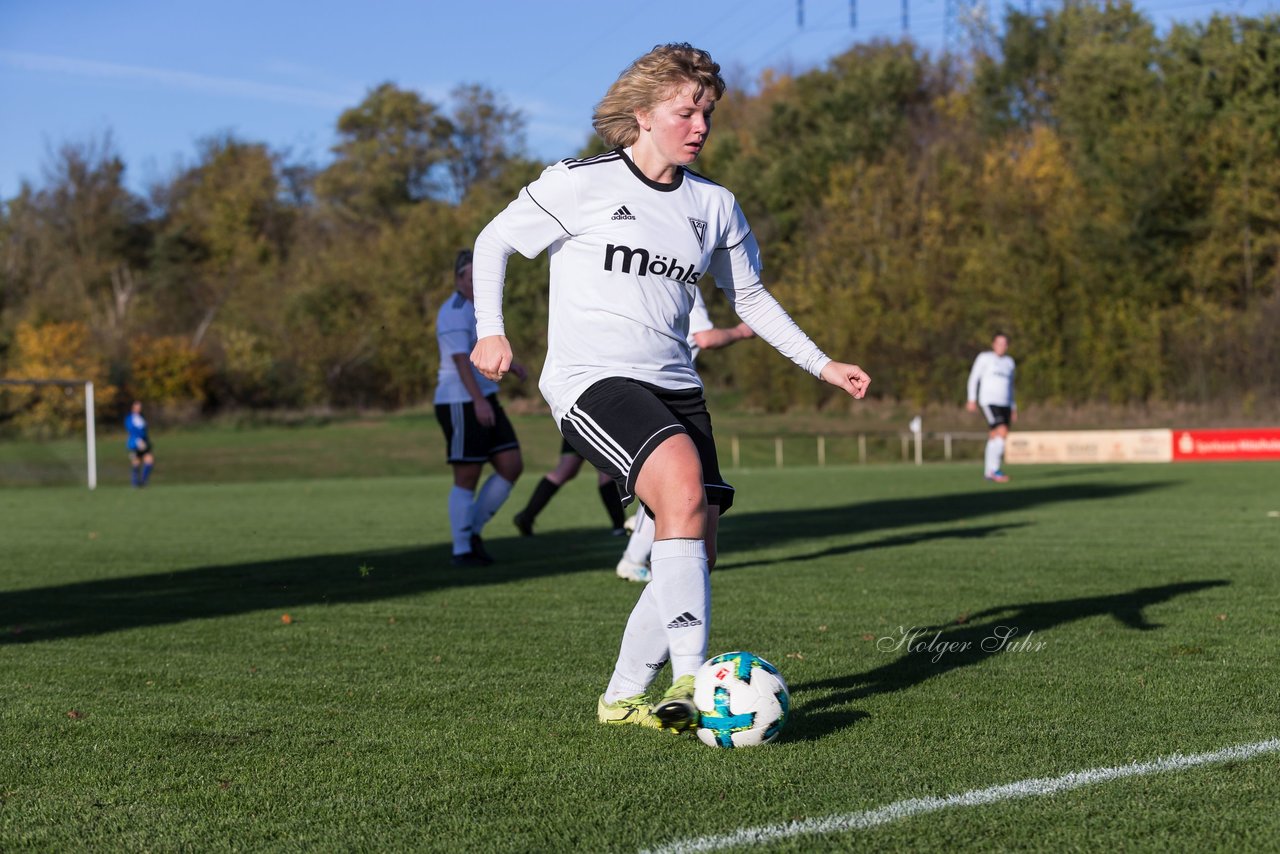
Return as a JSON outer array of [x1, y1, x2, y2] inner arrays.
[[623, 508, 656, 565], [603, 584, 668, 702], [649, 538, 709, 679], [449, 486, 474, 555], [470, 474, 514, 535], [984, 438, 1001, 474]]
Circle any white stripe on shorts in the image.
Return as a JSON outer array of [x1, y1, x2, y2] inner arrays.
[[451, 402, 465, 460], [565, 405, 633, 476]]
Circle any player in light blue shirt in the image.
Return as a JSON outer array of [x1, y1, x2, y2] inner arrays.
[[125, 400, 155, 487]]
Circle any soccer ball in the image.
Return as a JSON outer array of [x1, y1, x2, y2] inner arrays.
[[693, 651, 790, 748]]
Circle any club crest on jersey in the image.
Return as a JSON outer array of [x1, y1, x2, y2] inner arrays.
[[688, 217, 707, 248], [611, 205, 636, 221], [604, 244, 702, 284]]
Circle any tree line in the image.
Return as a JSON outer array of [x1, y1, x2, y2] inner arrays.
[[2, 0, 1277, 434]]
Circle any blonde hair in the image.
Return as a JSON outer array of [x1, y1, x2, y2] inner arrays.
[[592, 43, 726, 149]]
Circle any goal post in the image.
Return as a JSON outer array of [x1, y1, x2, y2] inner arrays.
[[0, 377, 98, 489]]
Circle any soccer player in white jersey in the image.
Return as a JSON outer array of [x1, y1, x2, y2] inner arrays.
[[469, 43, 870, 734], [614, 287, 753, 582], [515, 287, 751, 546], [434, 249, 525, 567], [966, 332, 1017, 482]]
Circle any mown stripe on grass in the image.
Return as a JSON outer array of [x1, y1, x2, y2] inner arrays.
[[644, 738, 1280, 854]]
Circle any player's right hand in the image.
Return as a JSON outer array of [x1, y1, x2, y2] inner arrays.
[[472, 335, 513, 382], [820, 360, 871, 399], [474, 397, 496, 427]]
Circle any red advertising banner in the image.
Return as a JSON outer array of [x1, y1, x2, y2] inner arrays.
[[1172, 428, 1280, 461]]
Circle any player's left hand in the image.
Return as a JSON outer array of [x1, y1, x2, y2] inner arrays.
[[820, 360, 871, 399]]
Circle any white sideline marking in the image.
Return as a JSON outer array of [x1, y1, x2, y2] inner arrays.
[[643, 738, 1280, 854]]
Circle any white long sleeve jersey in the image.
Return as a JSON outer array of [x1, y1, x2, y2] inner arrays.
[[471, 147, 829, 424], [967, 351, 1016, 407]]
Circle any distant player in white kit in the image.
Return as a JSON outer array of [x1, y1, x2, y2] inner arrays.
[[469, 43, 869, 734], [434, 249, 525, 566], [966, 332, 1016, 483]]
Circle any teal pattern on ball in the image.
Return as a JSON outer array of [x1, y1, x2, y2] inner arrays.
[[699, 685, 756, 748], [706, 650, 780, 684]]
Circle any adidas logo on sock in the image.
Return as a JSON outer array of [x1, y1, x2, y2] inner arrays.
[[611, 205, 636, 221], [666, 611, 703, 629]]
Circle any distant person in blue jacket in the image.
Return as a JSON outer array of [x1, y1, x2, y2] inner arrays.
[[125, 400, 155, 487]]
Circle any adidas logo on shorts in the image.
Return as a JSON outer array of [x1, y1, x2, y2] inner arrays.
[[611, 205, 636, 221], [666, 611, 703, 629]]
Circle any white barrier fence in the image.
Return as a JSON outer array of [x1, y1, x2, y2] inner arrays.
[[724, 430, 991, 468]]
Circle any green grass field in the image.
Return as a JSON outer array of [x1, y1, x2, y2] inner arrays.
[[0, 403, 971, 488], [2, 437, 1278, 850]]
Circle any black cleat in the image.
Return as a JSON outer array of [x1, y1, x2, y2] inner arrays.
[[652, 674, 699, 733], [469, 533, 494, 564], [512, 511, 534, 537], [450, 552, 488, 568]]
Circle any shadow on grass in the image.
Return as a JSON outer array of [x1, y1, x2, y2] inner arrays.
[[2, 480, 1172, 645], [786, 579, 1230, 743], [716, 480, 1174, 557], [717, 523, 1030, 572], [0, 535, 617, 646]]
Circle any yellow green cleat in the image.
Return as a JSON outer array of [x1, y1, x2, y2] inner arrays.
[[597, 693, 659, 728]]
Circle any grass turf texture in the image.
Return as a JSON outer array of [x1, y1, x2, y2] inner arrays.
[[2, 461, 1277, 851]]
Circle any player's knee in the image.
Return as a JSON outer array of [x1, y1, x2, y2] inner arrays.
[[498, 457, 523, 482], [452, 465, 481, 490], [654, 486, 707, 529], [550, 454, 582, 482]]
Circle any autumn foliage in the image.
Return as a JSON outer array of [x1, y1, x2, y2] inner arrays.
[[1, 2, 1277, 432]]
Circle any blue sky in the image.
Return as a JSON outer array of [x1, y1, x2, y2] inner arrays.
[[2, 0, 1277, 199]]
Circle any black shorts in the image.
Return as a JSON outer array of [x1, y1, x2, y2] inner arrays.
[[435, 394, 520, 463], [128, 440, 153, 459], [559, 378, 733, 513], [980, 405, 1013, 429]]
